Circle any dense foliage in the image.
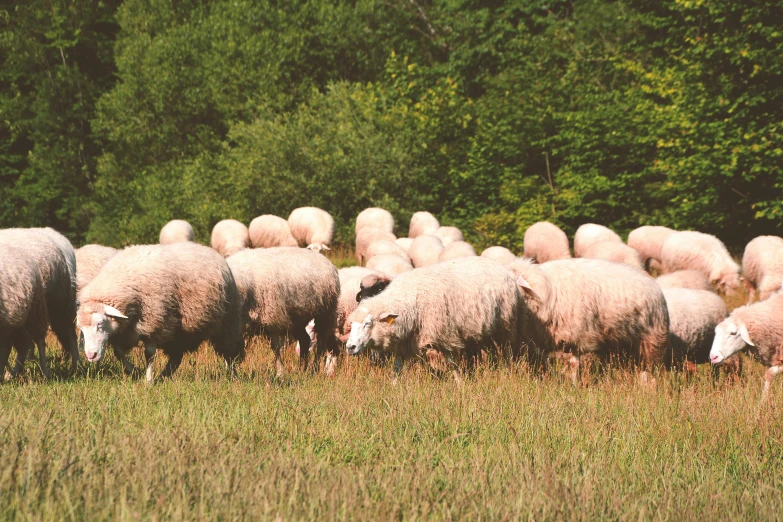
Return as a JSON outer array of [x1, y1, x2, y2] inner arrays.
[[2, 0, 781, 247]]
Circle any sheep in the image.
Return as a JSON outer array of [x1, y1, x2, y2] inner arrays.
[[159, 219, 195, 244], [211, 219, 250, 257], [0, 244, 48, 379], [408, 211, 440, 238], [288, 207, 334, 252], [75, 245, 117, 294], [523, 222, 571, 263], [408, 235, 444, 268], [356, 207, 394, 235], [434, 226, 464, 246], [660, 231, 740, 295], [333, 267, 389, 339], [77, 242, 244, 383], [227, 247, 340, 377], [481, 246, 516, 266], [656, 270, 714, 292], [741, 235, 783, 303], [627, 226, 675, 271], [345, 257, 523, 381], [356, 228, 396, 265], [662, 288, 738, 374], [710, 291, 783, 403], [0, 228, 80, 377], [365, 240, 410, 263], [580, 240, 644, 270], [357, 273, 393, 302], [366, 254, 414, 276], [248, 215, 298, 248], [507, 257, 668, 380], [395, 237, 414, 252], [573, 224, 622, 258], [438, 241, 477, 262]]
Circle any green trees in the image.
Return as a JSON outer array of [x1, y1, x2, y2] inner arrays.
[[2, 0, 782, 248]]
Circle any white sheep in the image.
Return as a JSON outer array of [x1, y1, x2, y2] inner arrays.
[[365, 239, 410, 263], [434, 226, 463, 246], [408, 211, 440, 238], [75, 244, 117, 294], [0, 228, 80, 377], [356, 207, 394, 235], [248, 215, 299, 248], [573, 223, 622, 258], [227, 247, 340, 376], [523, 222, 571, 263], [580, 240, 644, 270], [507, 257, 668, 379], [356, 227, 396, 264], [408, 235, 444, 268], [656, 270, 714, 292], [395, 237, 414, 252], [346, 257, 523, 380], [742, 235, 783, 303], [211, 219, 250, 257], [481, 246, 516, 266], [288, 207, 334, 252], [77, 243, 244, 383], [438, 241, 477, 262], [159, 220, 195, 244], [366, 253, 413, 276], [660, 231, 740, 295], [710, 291, 783, 403], [627, 225, 675, 270]]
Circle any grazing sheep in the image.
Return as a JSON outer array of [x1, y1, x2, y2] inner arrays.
[[227, 247, 340, 377], [211, 219, 250, 257], [481, 246, 516, 266], [0, 244, 48, 379], [409, 211, 440, 238], [395, 237, 414, 252], [408, 235, 444, 268], [662, 288, 738, 373], [366, 254, 413, 276], [581, 240, 644, 270], [434, 226, 464, 247], [357, 273, 392, 302], [627, 225, 675, 271], [660, 231, 740, 295], [365, 240, 410, 263], [77, 243, 244, 383], [356, 207, 394, 235], [523, 222, 571, 263], [356, 228, 396, 265], [573, 224, 622, 258], [656, 270, 714, 292], [334, 267, 387, 338], [742, 235, 783, 303], [159, 219, 195, 244], [710, 291, 783, 402], [288, 207, 334, 252], [75, 245, 117, 294], [345, 257, 523, 380], [248, 215, 298, 248], [438, 241, 477, 262], [507, 257, 668, 377], [0, 228, 80, 377]]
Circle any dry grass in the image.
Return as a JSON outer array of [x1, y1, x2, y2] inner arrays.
[[2, 255, 782, 520]]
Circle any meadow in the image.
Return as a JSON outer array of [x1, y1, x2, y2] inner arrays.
[[1, 252, 782, 521]]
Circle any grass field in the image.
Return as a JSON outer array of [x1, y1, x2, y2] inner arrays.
[[2, 254, 783, 520]]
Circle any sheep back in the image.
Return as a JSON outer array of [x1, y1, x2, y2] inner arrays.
[[438, 241, 477, 262], [627, 226, 674, 269], [663, 288, 727, 365], [434, 226, 464, 246], [160, 220, 195, 244], [356, 208, 394, 235], [409, 211, 440, 238], [573, 224, 622, 258], [660, 231, 740, 294], [523, 222, 571, 263], [366, 254, 413, 276], [742, 235, 783, 302], [249, 215, 299, 248], [408, 235, 444, 268], [288, 207, 334, 248], [75, 244, 118, 294], [581, 240, 644, 270], [656, 270, 713, 292], [211, 219, 250, 257]]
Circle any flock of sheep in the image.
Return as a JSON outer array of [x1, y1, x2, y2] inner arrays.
[[1, 207, 782, 402]]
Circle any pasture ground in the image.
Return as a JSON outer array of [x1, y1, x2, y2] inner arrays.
[[1, 252, 782, 520]]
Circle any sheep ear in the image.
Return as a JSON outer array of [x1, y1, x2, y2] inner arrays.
[[739, 323, 754, 346], [321, 245, 330, 251], [516, 275, 539, 299], [379, 312, 398, 324], [104, 305, 128, 320]]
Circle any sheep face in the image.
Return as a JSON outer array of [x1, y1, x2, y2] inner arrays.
[[345, 308, 398, 356], [716, 272, 741, 296], [77, 304, 128, 363], [710, 317, 752, 365], [307, 243, 330, 253]]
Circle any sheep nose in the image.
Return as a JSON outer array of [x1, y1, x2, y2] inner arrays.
[[710, 354, 721, 364]]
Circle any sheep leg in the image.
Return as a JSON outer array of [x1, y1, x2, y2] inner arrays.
[[34, 337, 52, 379], [446, 354, 463, 386], [113, 346, 139, 377], [761, 366, 781, 405], [144, 343, 158, 384], [51, 317, 80, 375], [392, 355, 404, 386], [8, 332, 32, 378], [270, 335, 287, 378], [160, 351, 184, 379], [0, 339, 12, 382], [568, 355, 580, 385]]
